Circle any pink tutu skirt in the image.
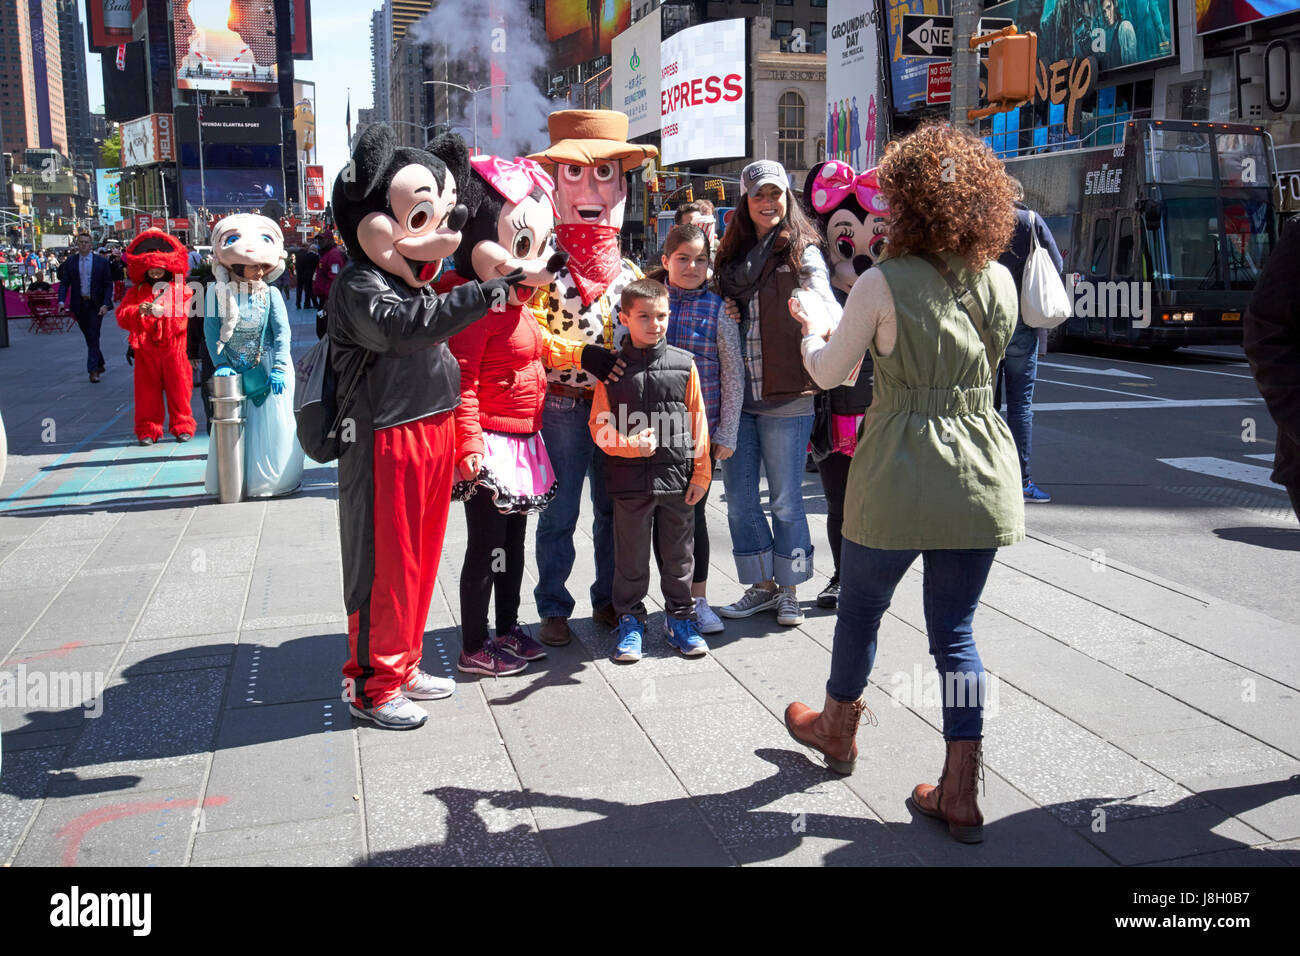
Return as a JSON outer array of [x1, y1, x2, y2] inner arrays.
[[452, 429, 557, 515], [831, 413, 865, 457]]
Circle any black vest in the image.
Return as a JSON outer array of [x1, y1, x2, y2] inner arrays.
[[599, 340, 697, 498]]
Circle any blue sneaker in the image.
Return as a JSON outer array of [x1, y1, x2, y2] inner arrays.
[[612, 614, 643, 662], [664, 616, 709, 657], [1023, 481, 1052, 503]]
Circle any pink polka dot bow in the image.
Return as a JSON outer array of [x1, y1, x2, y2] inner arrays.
[[470, 155, 557, 215], [810, 161, 888, 216]]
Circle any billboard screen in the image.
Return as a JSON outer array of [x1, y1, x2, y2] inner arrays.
[[659, 19, 746, 167], [304, 165, 326, 211], [175, 106, 284, 146], [173, 0, 279, 93], [181, 168, 283, 211], [293, 80, 317, 163], [886, 0, 947, 112], [101, 40, 149, 122], [827, 0, 884, 170], [86, 0, 145, 51], [983, 0, 1174, 73], [290, 0, 313, 57], [96, 169, 123, 224], [1198, 0, 1300, 32], [546, 0, 631, 68], [612, 8, 661, 139], [120, 114, 177, 168]]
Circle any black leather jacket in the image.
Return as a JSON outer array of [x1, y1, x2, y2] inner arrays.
[[327, 260, 491, 431]]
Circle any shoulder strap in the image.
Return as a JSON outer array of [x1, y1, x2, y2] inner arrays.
[[915, 251, 994, 375], [1028, 213, 1042, 254]]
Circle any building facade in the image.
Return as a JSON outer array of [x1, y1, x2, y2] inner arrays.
[[371, 1, 393, 125], [57, 0, 94, 174]]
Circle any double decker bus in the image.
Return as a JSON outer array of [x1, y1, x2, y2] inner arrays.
[[1007, 119, 1279, 351]]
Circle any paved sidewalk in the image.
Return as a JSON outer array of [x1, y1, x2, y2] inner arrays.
[[1, 309, 1298, 866]]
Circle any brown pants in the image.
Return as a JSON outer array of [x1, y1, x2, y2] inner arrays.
[[612, 493, 696, 621]]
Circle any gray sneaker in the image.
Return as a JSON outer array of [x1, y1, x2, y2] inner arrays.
[[719, 586, 780, 619], [350, 695, 428, 730], [775, 587, 804, 626]]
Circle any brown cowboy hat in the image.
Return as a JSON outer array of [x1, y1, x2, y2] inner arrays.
[[527, 110, 658, 168]]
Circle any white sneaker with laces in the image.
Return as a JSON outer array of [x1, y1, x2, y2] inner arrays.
[[775, 587, 804, 626], [694, 596, 725, 634], [349, 695, 428, 729], [401, 671, 457, 700]]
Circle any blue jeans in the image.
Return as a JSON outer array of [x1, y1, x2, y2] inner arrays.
[[827, 541, 997, 740], [533, 394, 615, 618], [722, 411, 815, 586], [997, 320, 1038, 484]]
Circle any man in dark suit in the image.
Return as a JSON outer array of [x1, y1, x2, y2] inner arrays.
[[294, 241, 319, 309], [1244, 217, 1300, 520], [58, 232, 114, 382]]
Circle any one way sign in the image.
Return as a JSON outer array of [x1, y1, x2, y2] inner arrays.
[[900, 15, 1017, 58], [901, 14, 952, 57]]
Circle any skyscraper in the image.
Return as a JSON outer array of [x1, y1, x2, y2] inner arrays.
[[27, 0, 68, 155], [57, 0, 94, 173], [371, 1, 392, 125]]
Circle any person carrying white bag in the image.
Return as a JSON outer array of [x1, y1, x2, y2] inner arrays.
[[995, 178, 1065, 503]]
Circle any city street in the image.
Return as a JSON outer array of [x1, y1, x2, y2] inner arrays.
[[0, 308, 1297, 867]]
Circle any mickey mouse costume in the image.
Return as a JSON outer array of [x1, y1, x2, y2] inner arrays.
[[327, 126, 524, 729]]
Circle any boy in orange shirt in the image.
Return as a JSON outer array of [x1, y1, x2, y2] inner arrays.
[[590, 279, 711, 661]]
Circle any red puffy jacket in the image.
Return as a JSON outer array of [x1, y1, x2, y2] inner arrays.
[[442, 272, 547, 461]]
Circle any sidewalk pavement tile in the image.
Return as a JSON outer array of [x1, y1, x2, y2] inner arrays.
[[1139, 845, 1290, 866], [81, 523, 175, 569], [193, 840, 363, 867], [1176, 765, 1300, 843], [20, 511, 121, 545], [0, 544, 91, 591], [521, 776, 700, 832], [45, 753, 210, 798], [1159, 673, 1300, 755], [17, 570, 160, 647], [163, 535, 259, 578], [1110, 725, 1295, 782], [0, 642, 120, 734], [14, 786, 206, 867], [184, 500, 266, 537], [543, 820, 733, 866], [190, 802, 363, 864], [1073, 804, 1269, 866], [132, 575, 250, 639], [0, 746, 65, 862], [223, 632, 345, 710]]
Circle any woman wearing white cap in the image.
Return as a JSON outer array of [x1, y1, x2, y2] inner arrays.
[[713, 160, 840, 627]]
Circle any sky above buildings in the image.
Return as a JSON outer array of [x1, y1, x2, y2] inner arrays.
[[81, 0, 383, 187]]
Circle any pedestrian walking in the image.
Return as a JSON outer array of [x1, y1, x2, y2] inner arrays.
[[649, 223, 742, 634], [590, 279, 713, 662], [58, 232, 114, 382], [294, 241, 319, 309], [995, 177, 1063, 503], [712, 159, 840, 627], [1243, 216, 1300, 521], [785, 122, 1025, 844]]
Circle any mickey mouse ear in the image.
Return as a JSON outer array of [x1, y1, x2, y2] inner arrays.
[[341, 125, 398, 202]]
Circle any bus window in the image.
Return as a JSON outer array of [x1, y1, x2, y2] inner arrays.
[[1216, 134, 1268, 187], [1090, 216, 1112, 276], [1223, 198, 1275, 289], [1113, 216, 1136, 278], [1145, 128, 1214, 184], [1162, 197, 1221, 289]]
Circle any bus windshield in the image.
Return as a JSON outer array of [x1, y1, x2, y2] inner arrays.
[[1223, 198, 1273, 289], [1162, 197, 1220, 289]]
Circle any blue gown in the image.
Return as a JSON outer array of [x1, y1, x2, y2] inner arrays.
[[204, 284, 305, 498]]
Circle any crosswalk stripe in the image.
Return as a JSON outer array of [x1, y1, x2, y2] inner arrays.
[[1036, 398, 1264, 411], [1157, 457, 1282, 489]]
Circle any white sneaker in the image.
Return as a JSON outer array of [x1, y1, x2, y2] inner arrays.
[[401, 671, 457, 700], [694, 596, 725, 634], [349, 695, 428, 729], [775, 587, 804, 626]]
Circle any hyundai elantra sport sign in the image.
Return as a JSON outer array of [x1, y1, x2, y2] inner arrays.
[[659, 18, 747, 166]]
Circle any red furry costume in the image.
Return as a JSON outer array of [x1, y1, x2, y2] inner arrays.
[[116, 230, 197, 441]]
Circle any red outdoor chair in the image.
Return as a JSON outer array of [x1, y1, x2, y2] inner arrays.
[[26, 291, 75, 334]]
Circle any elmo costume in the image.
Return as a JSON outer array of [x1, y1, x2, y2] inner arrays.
[[116, 229, 197, 443]]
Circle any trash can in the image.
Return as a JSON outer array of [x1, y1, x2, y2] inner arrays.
[[210, 374, 245, 504]]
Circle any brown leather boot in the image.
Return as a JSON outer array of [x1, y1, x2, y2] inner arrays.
[[910, 740, 985, 843], [784, 693, 875, 775], [538, 616, 572, 647]]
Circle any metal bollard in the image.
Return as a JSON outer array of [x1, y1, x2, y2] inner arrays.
[[210, 374, 245, 504]]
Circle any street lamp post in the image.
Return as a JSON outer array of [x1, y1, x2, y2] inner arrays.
[[423, 82, 511, 154]]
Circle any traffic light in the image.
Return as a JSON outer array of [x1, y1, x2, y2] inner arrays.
[[987, 32, 1036, 104]]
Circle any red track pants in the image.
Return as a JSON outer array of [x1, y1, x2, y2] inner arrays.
[[133, 344, 197, 441], [344, 412, 455, 709]]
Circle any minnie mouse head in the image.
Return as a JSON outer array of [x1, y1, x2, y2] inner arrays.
[[332, 124, 471, 288], [802, 161, 889, 298], [452, 155, 569, 307]]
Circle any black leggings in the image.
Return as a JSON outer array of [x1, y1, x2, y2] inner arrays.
[[816, 452, 853, 578], [652, 482, 710, 584], [459, 490, 528, 654]]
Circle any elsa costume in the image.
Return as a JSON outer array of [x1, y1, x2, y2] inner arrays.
[[204, 214, 304, 498]]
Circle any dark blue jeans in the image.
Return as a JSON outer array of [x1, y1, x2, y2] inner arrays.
[[827, 540, 997, 740], [533, 394, 615, 618], [996, 319, 1038, 484]]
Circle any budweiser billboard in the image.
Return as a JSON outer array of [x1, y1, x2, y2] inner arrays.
[[120, 113, 176, 168], [87, 0, 145, 51], [303, 165, 326, 212]]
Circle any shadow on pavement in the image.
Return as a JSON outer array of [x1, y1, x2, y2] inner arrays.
[[1213, 527, 1300, 551]]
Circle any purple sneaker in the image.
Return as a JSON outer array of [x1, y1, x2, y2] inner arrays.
[[496, 624, 548, 661], [457, 643, 527, 677]]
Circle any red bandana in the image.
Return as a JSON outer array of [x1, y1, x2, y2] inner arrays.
[[556, 224, 621, 308]]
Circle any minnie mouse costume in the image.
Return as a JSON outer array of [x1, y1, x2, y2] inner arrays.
[[116, 229, 196, 443], [327, 126, 525, 728]]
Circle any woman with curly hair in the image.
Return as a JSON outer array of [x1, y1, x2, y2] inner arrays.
[[712, 160, 841, 628], [783, 123, 1025, 844]]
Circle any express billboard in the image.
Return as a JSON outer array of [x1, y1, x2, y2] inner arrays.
[[1198, 0, 1300, 32], [173, 0, 280, 93], [546, 0, 632, 69], [659, 19, 746, 167]]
